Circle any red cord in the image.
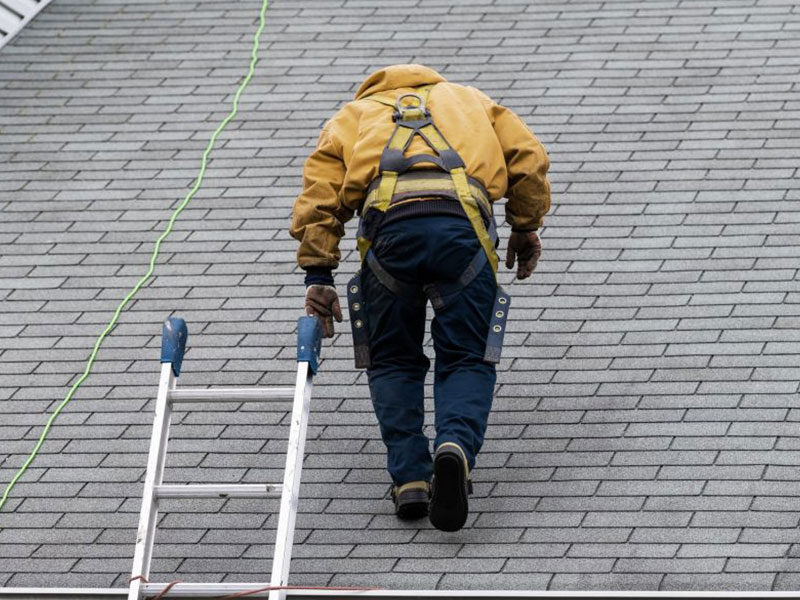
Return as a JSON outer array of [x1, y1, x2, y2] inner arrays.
[[128, 575, 386, 600], [152, 580, 185, 600], [130, 574, 381, 598], [218, 584, 383, 599]]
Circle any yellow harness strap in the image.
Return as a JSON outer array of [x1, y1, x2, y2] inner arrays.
[[371, 86, 433, 212], [360, 85, 498, 275]]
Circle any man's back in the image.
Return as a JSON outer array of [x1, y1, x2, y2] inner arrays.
[[291, 63, 550, 271]]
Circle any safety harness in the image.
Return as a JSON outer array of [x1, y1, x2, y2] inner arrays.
[[347, 85, 510, 369]]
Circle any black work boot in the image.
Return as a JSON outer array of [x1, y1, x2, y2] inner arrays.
[[429, 442, 472, 532], [391, 480, 430, 520]]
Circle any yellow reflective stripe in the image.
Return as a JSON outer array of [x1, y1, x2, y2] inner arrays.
[[451, 167, 498, 275]]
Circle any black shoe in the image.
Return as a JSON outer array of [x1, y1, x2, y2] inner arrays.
[[391, 480, 430, 520], [429, 442, 472, 532]]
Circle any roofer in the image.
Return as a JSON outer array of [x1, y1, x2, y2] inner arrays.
[[290, 64, 551, 532]]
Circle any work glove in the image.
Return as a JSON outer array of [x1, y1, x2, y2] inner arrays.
[[305, 284, 342, 338], [505, 230, 542, 280]]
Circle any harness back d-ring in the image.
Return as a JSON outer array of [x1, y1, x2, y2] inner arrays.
[[393, 93, 428, 121]]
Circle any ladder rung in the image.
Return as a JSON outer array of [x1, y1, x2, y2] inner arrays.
[[141, 582, 277, 597], [168, 387, 295, 402], [154, 484, 282, 499]]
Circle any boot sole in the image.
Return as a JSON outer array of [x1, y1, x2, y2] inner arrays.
[[429, 451, 468, 532]]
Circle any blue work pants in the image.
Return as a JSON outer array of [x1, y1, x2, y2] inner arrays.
[[362, 214, 497, 486]]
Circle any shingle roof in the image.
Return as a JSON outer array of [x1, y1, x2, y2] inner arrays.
[[1, 0, 800, 592]]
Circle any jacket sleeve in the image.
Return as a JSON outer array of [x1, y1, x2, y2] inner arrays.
[[289, 118, 353, 270], [477, 91, 551, 231]]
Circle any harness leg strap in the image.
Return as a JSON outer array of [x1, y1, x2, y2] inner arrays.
[[423, 246, 511, 364], [423, 247, 487, 311], [347, 271, 371, 369], [365, 249, 424, 305]]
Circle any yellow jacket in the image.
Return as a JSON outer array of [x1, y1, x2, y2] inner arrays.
[[290, 64, 551, 270]]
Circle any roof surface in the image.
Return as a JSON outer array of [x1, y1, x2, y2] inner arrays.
[[1, 0, 800, 593]]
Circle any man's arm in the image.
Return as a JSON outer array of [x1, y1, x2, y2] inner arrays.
[[472, 88, 551, 232], [492, 106, 551, 231], [471, 88, 551, 279], [290, 118, 353, 336], [289, 120, 353, 284]]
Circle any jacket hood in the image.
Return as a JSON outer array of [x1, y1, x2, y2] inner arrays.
[[354, 64, 447, 100]]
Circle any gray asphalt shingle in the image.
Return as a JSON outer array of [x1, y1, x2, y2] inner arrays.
[[1, 0, 800, 593]]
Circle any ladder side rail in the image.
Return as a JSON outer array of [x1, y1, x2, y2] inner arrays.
[[269, 360, 314, 600], [0, 0, 55, 51], [269, 317, 321, 600], [128, 362, 175, 600], [129, 317, 186, 600]]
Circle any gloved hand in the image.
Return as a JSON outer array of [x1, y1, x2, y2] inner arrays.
[[505, 230, 542, 280], [305, 284, 342, 338]]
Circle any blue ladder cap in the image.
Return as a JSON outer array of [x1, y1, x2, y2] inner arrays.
[[161, 317, 188, 376], [296, 316, 322, 374]]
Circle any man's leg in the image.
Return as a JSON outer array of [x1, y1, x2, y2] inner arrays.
[[417, 216, 496, 531], [420, 217, 497, 471], [362, 225, 431, 487], [429, 259, 497, 472]]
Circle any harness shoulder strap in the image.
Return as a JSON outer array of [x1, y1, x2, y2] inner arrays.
[[365, 250, 424, 305]]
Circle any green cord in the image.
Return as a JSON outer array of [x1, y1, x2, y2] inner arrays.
[[0, 0, 270, 513]]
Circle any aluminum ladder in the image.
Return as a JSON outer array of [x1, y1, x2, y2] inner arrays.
[[128, 315, 323, 600], [0, 0, 55, 51]]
